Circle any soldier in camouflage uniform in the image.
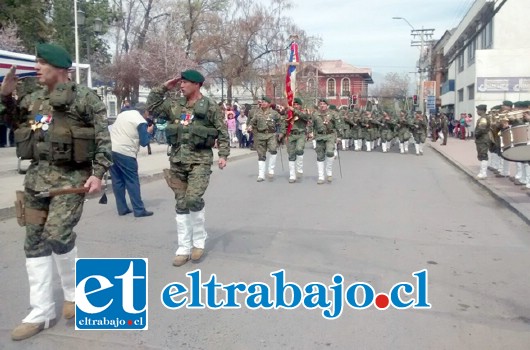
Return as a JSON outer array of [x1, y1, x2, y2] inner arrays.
[[0, 44, 112, 341], [412, 111, 428, 155], [511, 102, 528, 185], [312, 99, 342, 184], [147, 70, 229, 267], [286, 97, 310, 183], [380, 111, 395, 153], [361, 110, 378, 152], [339, 107, 352, 151], [247, 96, 285, 181], [396, 110, 413, 154], [351, 108, 363, 151], [474, 104, 490, 179]]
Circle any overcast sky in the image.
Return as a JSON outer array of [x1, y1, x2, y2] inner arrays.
[[285, 0, 473, 84]]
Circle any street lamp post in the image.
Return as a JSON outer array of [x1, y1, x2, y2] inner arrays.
[[74, 2, 83, 84]]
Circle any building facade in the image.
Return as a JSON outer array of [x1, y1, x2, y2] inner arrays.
[[436, 0, 530, 127], [266, 60, 373, 108]]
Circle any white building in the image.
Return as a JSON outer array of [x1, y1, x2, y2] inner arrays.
[[440, 0, 530, 126]]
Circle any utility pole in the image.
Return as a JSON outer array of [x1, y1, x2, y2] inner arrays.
[[411, 27, 434, 113]]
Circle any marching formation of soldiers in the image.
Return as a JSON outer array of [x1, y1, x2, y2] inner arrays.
[[474, 100, 530, 191], [247, 96, 430, 185]]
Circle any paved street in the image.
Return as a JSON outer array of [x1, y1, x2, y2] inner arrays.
[[1, 144, 530, 349]]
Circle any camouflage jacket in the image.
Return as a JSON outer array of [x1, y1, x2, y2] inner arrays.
[[147, 85, 229, 164], [0, 84, 111, 191], [289, 108, 311, 134], [248, 107, 286, 139], [312, 109, 343, 138], [413, 117, 428, 134], [474, 111, 490, 141]]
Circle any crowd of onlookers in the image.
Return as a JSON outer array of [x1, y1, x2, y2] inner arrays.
[[220, 102, 253, 149], [445, 112, 474, 140]]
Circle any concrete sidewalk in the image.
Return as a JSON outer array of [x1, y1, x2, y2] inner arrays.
[[429, 137, 530, 225], [0, 143, 254, 220]]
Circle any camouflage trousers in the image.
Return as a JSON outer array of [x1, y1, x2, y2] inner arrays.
[[255, 133, 278, 161], [315, 134, 336, 162], [381, 130, 394, 142], [363, 128, 376, 141], [287, 133, 306, 161], [475, 141, 489, 161], [24, 188, 84, 258], [168, 162, 212, 214], [413, 132, 427, 143], [398, 129, 411, 143]]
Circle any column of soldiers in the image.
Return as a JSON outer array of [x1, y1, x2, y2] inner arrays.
[[474, 101, 530, 192], [336, 107, 428, 155], [247, 96, 343, 184], [246, 97, 434, 186]]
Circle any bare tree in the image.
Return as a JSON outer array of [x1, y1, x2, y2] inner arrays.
[[139, 34, 198, 87], [0, 21, 24, 52], [370, 72, 410, 112]]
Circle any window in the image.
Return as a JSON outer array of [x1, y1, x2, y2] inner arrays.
[[108, 101, 117, 117], [327, 78, 336, 97], [467, 84, 475, 100], [341, 78, 350, 96], [481, 21, 493, 49], [458, 88, 464, 102], [467, 39, 476, 66], [307, 78, 315, 92], [458, 53, 464, 72]]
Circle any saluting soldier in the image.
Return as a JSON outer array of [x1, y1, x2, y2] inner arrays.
[[1, 44, 112, 340], [147, 70, 230, 267], [286, 97, 311, 183], [247, 96, 285, 181], [312, 99, 342, 184]]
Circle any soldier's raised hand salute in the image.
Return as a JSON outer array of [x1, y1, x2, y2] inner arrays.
[[0, 65, 18, 96], [163, 77, 182, 90]]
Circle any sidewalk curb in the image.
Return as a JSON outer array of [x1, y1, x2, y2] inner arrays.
[[429, 143, 530, 226], [0, 151, 255, 222]]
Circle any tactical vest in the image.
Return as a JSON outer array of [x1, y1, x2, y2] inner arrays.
[[254, 109, 278, 133], [14, 83, 96, 165], [164, 96, 218, 149], [315, 112, 335, 135]]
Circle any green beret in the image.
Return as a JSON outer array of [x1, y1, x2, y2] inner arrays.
[[329, 105, 337, 110], [294, 97, 303, 105], [36, 43, 72, 69], [319, 98, 328, 105], [476, 104, 487, 111], [491, 105, 502, 111], [181, 70, 205, 84], [502, 100, 513, 107], [261, 96, 272, 103], [514, 101, 525, 108]]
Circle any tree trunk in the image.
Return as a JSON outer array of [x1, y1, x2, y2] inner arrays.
[[226, 79, 233, 106]]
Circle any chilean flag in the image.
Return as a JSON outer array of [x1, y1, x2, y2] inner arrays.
[[285, 40, 299, 136]]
